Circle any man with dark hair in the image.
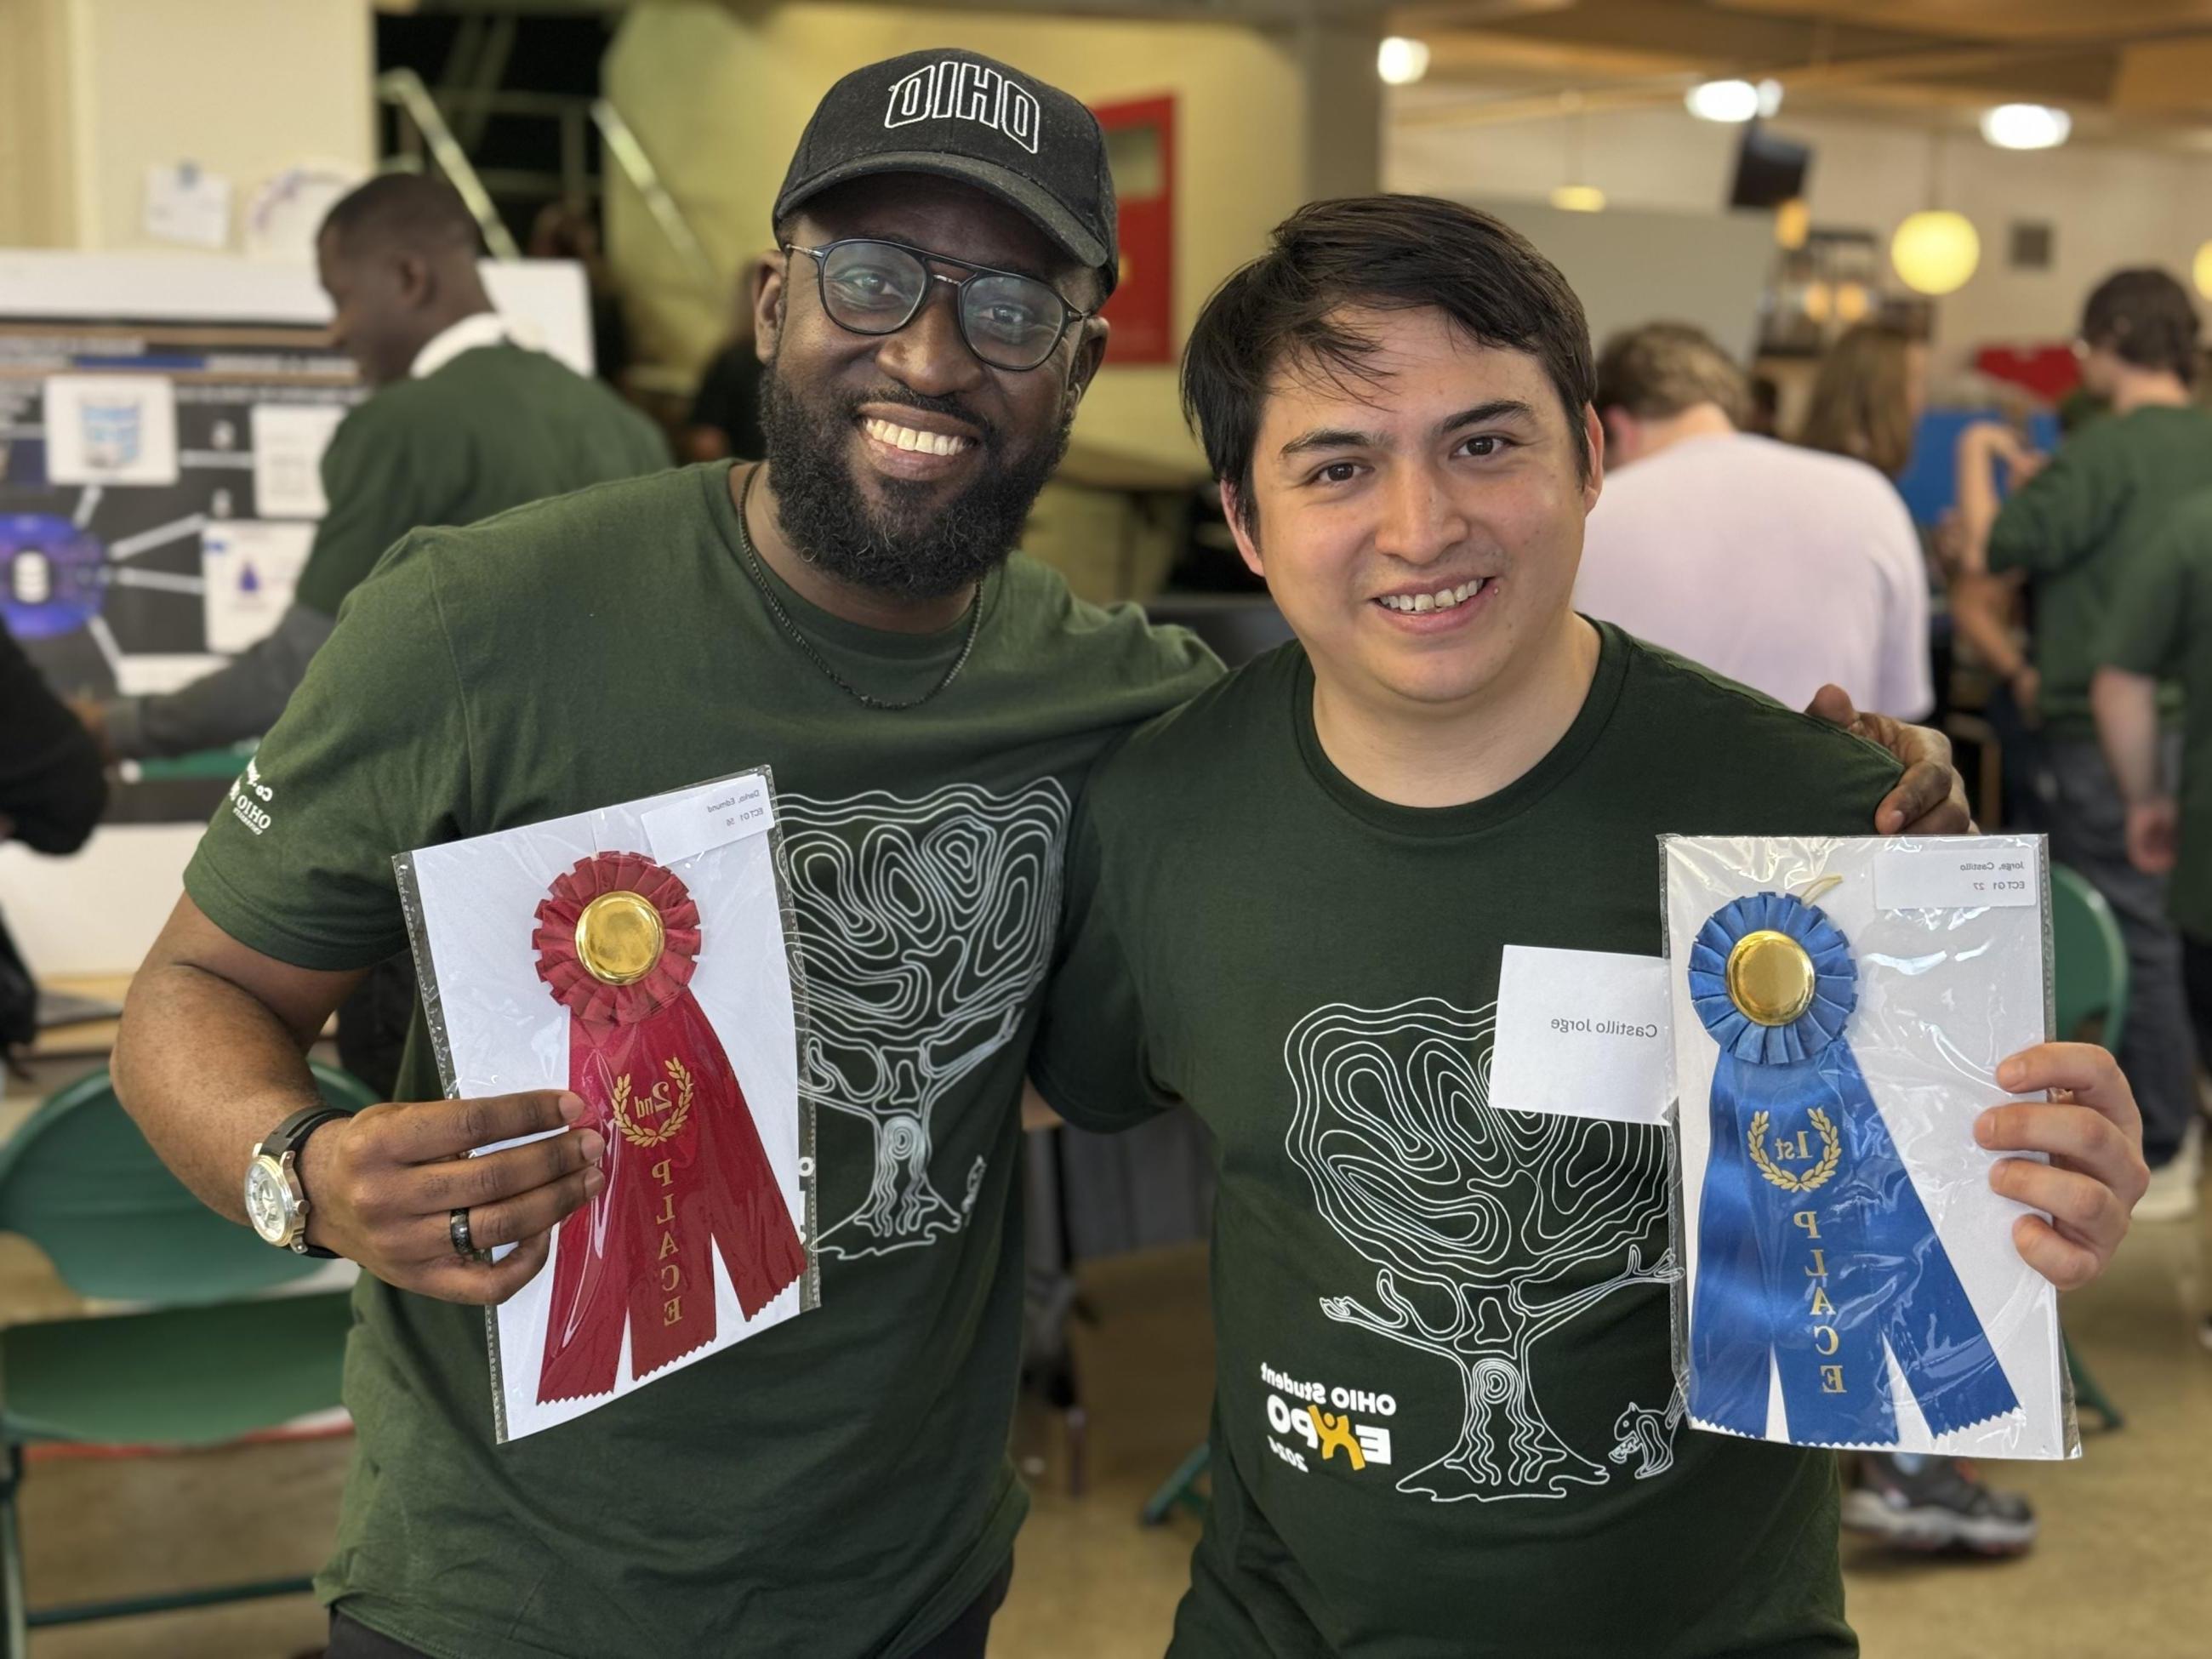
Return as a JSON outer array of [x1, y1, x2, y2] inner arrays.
[[1575, 320, 1932, 719], [83, 174, 669, 768], [1975, 265, 2212, 1220], [1033, 196, 2146, 1654], [111, 54, 1218, 1659]]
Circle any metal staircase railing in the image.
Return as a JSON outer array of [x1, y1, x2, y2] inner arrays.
[[373, 67, 522, 259]]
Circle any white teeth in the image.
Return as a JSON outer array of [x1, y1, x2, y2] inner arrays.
[[1378, 579, 1487, 613], [864, 418, 969, 457]]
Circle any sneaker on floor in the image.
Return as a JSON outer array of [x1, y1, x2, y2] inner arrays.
[[2135, 1153, 2201, 1223], [1841, 1454, 2038, 1555]]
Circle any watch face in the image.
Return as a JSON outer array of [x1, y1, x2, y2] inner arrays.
[[244, 1155, 294, 1244]]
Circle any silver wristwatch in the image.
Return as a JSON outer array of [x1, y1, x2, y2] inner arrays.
[[244, 1104, 350, 1257]]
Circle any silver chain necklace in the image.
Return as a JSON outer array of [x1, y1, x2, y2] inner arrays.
[[732, 465, 983, 712]]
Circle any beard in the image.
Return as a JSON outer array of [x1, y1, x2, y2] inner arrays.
[[757, 350, 1076, 601]]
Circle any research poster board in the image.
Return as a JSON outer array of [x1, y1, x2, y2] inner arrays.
[[0, 250, 594, 824]]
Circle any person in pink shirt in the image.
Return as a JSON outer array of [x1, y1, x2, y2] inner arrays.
[[1575, 322, 1933, 721]]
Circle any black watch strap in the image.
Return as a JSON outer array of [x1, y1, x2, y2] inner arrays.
[[260, 1103, 352, 1258]]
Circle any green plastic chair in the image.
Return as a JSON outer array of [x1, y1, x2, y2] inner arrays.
[[2050, 864, 2129, 1050], [2047, 863, 2129, 1431], [0, 1061, 372, 1654]]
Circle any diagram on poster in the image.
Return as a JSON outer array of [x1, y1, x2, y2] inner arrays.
[[43, 375, 182, 487], [1, 250, 596, 822], [250, 403, 346, 518], [200, 522, 313, 653]]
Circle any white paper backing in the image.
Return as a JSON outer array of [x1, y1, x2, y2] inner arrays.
[[1663, 834, 2078, 1460], [400, 770, 813, 1442]]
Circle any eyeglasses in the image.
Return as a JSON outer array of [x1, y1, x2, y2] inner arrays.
[[784, 237, 1092, 373]]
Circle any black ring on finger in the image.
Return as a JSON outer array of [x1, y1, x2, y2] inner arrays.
[[450, 1206, 486, 1262]]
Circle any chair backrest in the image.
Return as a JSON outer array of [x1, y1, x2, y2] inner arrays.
[[0, 1061, 375, 1306], [2050, 864, 2129, 1052]]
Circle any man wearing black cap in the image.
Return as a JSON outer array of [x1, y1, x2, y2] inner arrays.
[[116, 51, 1964, 1659], [113, 49, 1213, 1659]]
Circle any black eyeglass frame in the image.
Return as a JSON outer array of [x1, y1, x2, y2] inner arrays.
[[783, 237, 1097, 373]]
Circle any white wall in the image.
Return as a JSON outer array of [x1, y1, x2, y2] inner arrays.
[[1390, 100, 2212, 358], [1, 827, 201, 977], [3, 0, 375, 253]]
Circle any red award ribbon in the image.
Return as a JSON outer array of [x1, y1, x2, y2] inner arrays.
[[530, 851, 807, 1403]]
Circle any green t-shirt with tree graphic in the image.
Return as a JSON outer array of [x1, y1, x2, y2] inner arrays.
[[1035, 624, 1899, 1658]]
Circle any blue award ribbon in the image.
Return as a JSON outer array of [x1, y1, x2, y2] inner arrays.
[[1687, 892, 2018, 1445]]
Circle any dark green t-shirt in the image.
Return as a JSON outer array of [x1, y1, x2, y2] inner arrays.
[[184, 463, 1218, 1659], [2101, 487, 2212, 940], [1985, 402, 2212, 733], [1033, 624, 1901, 1659], [291, 340, 670, 617]]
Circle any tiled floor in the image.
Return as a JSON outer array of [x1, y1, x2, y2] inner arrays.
[[4, 1115, 2207, 1656]]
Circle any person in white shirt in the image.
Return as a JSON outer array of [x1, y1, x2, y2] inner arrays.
[[1574, 321, 1934, 720]]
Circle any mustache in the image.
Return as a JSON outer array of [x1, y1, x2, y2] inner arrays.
[[835, 386, 1000, 451]]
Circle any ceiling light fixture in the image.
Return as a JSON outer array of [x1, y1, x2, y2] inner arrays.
[[1980, 104, 2071, 151], [1892, 211, 1980, 296], [1686, 79, 1761, 123], [1549, 184, 1607, 213], [1377, 37, 1431, 87]]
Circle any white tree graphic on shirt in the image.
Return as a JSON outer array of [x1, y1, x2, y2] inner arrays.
[[781, 781, 1067, 1259], [1286, 997, 1681, 1501]]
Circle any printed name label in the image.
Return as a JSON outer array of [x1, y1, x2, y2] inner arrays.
[[641, 774, 777, 866], [1874, 842, 2037, 911], [1490, 944, 1671, 1126]]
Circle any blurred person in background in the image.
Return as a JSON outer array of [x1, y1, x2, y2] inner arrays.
[[1575, 320, 1932, 720], [1799, 319, 1926, 480], [77, 174, 670, 1096], [2, 628, 105, 859], [1962, 268, 2212, 1223], [1941, 410, 2050, 830], [683, 261, 768, 464], [1, 626, 106, 1058], [2095, 491, 2212, 1233]]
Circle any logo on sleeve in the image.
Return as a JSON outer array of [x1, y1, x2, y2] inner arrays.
[[884, 60, 1041, 154], [227, 756, 275, 836]]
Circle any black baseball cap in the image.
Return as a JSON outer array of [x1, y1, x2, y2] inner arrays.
[[774, 49, 1120, 297]]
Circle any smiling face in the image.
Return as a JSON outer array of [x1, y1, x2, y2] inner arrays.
[[753, 174, 1106, 600], [1229, 305, 1604, 715]]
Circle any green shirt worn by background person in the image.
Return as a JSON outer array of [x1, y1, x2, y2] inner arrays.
[[103, 339, 672, 761], [1034, 624, 1900, 1659], [294, 341, 670, 615], [1985, 402, 2212, 733], [184, 462, 1217, 1659], [2102, 488, 2212, 941]]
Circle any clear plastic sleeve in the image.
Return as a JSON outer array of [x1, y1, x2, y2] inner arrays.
[[395, 767, 818, 1443], [1661, 833, 2078, 1460]]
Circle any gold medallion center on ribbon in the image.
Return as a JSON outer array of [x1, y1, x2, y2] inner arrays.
[[574, 890, 665, 986], [1725, 929, 1816, 1028]]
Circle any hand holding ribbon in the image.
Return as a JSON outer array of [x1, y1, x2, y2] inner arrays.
[[1977, 1043, 2148, 1291]]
